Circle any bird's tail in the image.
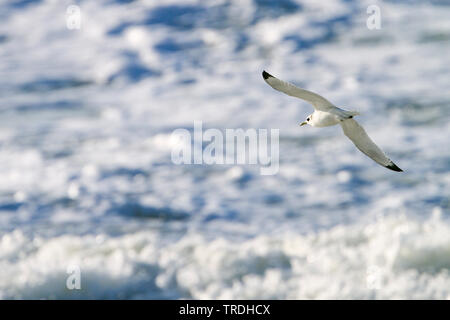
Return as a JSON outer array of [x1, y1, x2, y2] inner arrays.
[[334, 108, 360, 119], [345, 110, 360, 118]]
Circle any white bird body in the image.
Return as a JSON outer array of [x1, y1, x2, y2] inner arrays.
[[262, 70, 403, 172], [308, 110, 343, 127]]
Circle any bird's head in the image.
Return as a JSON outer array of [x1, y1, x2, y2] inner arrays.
[[300, 114, 312, 126]]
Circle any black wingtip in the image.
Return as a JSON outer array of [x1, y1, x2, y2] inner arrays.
[[386, 162, 403, 172], [262, 70, 273, 80]]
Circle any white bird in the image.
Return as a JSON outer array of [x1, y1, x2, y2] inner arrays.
[[262, 70, 403, 172]]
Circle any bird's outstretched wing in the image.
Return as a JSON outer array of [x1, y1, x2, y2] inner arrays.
[[262, 70, 335, 111], [340, 119, 403, 172]]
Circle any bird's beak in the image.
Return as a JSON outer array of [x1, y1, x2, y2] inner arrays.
[[299, 121, 307, 126]]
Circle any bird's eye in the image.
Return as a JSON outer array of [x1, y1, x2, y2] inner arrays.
[[307, 118, 310, 121]]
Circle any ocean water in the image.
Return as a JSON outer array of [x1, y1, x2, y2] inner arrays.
[[0, 0, 449, 299]]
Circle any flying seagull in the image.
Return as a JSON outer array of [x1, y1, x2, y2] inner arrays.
[[262, 70, 403, 172]]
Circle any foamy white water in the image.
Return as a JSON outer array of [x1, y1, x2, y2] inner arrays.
[[2, 211, 450, 299]]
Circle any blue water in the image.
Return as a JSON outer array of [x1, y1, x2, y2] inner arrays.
[[0, 0, 449, 299]]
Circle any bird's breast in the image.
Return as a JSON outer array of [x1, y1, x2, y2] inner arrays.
[[310, 111, 341, 127]]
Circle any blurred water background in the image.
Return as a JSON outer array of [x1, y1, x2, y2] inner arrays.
[[0, 0, 449, 299]]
